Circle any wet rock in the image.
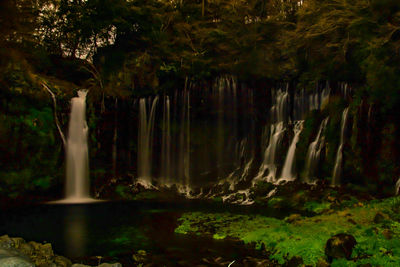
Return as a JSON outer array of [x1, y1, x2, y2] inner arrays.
[[382, 229, 393, 240], [71, 264, 91, 267], [373, 212, 389, 223], [316, 258, 330, 267], [285, 214, 302, 223], [347, 218, 357, 225], [132, 250, 147, 262], [18, 243, 34, 257], [53, 255, 72, 267], [0, 256, 35, 267], [98, 263, 122, 267], [325, 234, 357, 261], [10, 238, 25, 249], [0, 235, 15, 249], [285, 255, 303, 267]]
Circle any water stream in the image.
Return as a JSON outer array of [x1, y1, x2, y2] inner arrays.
[[64, 90, 91, 202]]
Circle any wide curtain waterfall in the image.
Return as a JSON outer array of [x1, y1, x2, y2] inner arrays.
[[134, 78, 357, 196]]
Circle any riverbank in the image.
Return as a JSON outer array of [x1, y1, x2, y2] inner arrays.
[[175, 196, 400, 266]]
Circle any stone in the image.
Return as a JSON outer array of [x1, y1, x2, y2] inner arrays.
[[316, 258, 330, 267], [133, 250, 147, 262], [285, 255, 303, 267], [285, 214, 302, 223], [10, 238, 25, 249], [39, 243, 54, 257], [53, 255, 72, 267], [0, 256, 34, 267], [98, 263, 122, 267], [382, 229, 393, 240], [18, 243, 34, 257], [71, 264, 91, 267], [325, 234, 357, 262], [0, 235, 15, 249], [373, 212, 389, 224]]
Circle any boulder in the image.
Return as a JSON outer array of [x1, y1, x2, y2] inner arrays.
[[53, 255, 72, 267], [98, 263, 122, 267], [325, 234, 357, 262], [285, 255, 303, 267], [285, 214, 302, 223], [0, 235, 15, 249], [382, 229, 393, 240], [0, 256, 34, 267], [316, 258, 330, 267], [373, 212, 389, 224]]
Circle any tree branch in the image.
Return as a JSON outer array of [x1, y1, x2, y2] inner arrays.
[[42, 82, 67, 147]]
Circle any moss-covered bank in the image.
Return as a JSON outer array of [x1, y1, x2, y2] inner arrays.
[[175, 196, 400, 266]]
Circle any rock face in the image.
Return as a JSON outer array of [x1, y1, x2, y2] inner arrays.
[[325, 233, 357, 262]]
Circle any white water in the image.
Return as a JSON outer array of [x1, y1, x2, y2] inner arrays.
[[254, 87, 289, 183], [332, 107, 349, 186], [64, 90, 91, 202], [255, 122, 286, 183], [137, 96, 159, 187], [304, 117, 329, 182], [161, 96, 171, 185], [280, 121, 304, 181]]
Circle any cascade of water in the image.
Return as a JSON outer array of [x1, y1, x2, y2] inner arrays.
[[255, 86, 289, 183], [176, 85, 191, 191], [184, 89, 191, 187], [396, 178, 400, 195], [161, 95, 171, 185], [332, 107, 349, 186], [280, 120, 304, 181], [255, 122, 286, 182], [304, 117, 329, 182], [65, 90, 90, 200], [137, 96, 159, 187]]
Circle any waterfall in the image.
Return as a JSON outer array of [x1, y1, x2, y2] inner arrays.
[[304, 117, 329, 182], [161, 95, 171, 185], [255, 87, 289, 183], [137, 96, 159, 187], [65, 90, 90, 201], [255, 122, 286, 183], [396, 178, 400, 195], [332, 107, 349, 186], [280, 120, 304, 181], [183, 89, 191, 187]]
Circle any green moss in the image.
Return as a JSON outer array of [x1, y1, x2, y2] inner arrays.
[[175, 197, 400, 266], [304, 201, 331, 214]]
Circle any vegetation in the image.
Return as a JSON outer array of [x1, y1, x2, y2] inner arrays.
[[175, 196, 400, 266], [0, 0, 400, 197]]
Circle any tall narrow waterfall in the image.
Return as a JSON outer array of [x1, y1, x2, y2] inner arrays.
[[305, 117, 329, 182], [332, 107, 349, 186], [161, 96, 171, 185], [65, 90, 90, 201], [280, 121, 304, 181], [137, 96, 159, 187]]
